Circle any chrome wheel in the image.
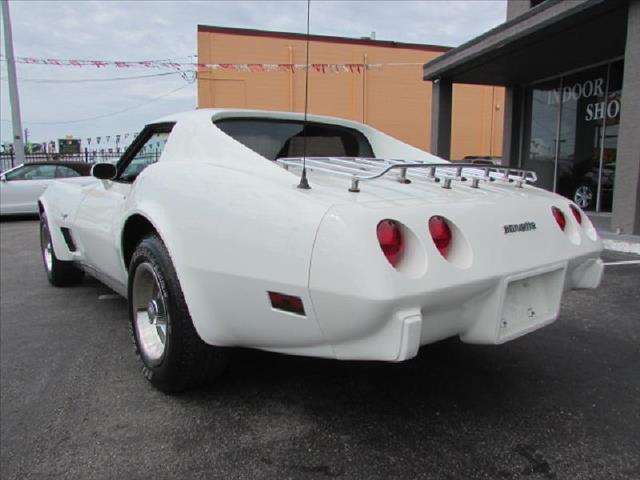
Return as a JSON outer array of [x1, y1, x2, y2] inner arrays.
[[573, 185, 593, 209], [132, 262, 169, 366], [41, 223, 53, 273]]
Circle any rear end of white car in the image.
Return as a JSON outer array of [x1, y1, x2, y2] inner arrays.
[[307, 184, 603, 362]]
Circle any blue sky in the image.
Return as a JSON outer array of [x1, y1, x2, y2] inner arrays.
[[0, 0, 506, 148]]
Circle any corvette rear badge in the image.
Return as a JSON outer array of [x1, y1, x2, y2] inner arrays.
[[503, 221, 537, 234]]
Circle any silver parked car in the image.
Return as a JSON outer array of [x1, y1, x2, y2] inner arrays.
[[0, 162, 92, 216]]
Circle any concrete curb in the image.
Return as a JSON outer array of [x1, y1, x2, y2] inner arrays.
[[602, 238, 640, 255]]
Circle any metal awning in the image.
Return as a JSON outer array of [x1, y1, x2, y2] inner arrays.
[[423, 0, 628, 86]]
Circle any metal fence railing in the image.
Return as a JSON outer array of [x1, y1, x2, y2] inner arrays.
[[0, 151, 122, 173]]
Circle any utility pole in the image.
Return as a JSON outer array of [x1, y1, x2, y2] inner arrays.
[[2, 0, 25, 164]]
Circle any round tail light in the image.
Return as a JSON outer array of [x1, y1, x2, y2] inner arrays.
[[569, 204, 582, 225], [377, 219, 404, 267], [429, 215, 452, 257], [551, 206, 566, 231]]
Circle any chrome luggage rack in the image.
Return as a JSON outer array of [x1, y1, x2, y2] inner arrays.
[[276, 157, 537, 192]]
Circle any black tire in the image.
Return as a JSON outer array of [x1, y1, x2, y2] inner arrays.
[[128, 234, 229, 393], [40, 213, 84, 286]]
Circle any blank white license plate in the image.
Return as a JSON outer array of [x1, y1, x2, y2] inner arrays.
[[498, 266, 565, 341]]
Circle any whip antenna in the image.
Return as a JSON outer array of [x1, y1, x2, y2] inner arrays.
[[297, 0, 311, 189]]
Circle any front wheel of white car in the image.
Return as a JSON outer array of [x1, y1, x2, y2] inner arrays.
[[40, 213, 84, 286], [128, 234, 229, 393]]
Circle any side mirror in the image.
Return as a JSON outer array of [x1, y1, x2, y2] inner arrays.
[[0, 175, 6, 183], [91, 163, 117, 180]]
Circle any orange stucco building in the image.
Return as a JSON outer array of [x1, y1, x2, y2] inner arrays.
[[197, 25, 504, 160]]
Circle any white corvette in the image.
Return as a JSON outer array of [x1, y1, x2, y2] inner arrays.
[[38, 109, 604, 392]]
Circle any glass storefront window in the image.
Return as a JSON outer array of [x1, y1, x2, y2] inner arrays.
[[521, 60, 623, 212], [556, 65, 608, 211], [522, 79, 561, 192]]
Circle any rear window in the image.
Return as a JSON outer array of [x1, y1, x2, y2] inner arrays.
[[215, 118, 374, 160]]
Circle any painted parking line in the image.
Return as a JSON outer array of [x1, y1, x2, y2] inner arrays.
[[603, 260, 640, 266]]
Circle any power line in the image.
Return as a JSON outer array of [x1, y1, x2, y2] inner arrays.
[[0, 53, 196, 62], [0, 70, 192, 84], [1, 55, 425, 70], [0, 82, 193, 126]]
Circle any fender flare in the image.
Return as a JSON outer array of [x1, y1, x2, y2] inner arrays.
[[119, 205, 214, 341]]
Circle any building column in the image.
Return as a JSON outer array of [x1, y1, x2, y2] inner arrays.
[[430, 77, 452, 159], [612, 0, 640, 235], [502, 85, 524, 168]]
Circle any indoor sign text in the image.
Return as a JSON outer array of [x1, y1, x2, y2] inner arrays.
[[546, 77, 620, 122]]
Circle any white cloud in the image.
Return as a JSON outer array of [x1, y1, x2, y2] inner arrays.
[[0, 0, 506, 146]]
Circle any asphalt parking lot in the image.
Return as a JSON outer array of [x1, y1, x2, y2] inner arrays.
[[1, 219, 639, 480]]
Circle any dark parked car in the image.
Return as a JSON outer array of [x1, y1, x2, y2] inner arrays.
[[463, 155, 502, 166], [572, 162, 615, 211], [556, 162, 615, 211]]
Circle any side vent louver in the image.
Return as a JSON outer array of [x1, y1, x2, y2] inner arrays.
[[60, 227, 77, 252]]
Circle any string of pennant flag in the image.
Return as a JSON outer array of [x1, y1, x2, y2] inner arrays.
[[84, 132, 139, 145], [3, 56, 425, 73], [33, 134, 163, 157], [57, 134, 167, 156], [85, 135, 169, 150]]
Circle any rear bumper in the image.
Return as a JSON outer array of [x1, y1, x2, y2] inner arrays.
[[309, 254, 603, 362], [306, 194, 605, 362]]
